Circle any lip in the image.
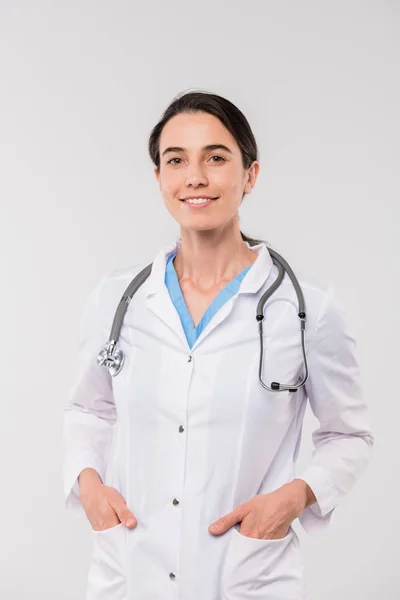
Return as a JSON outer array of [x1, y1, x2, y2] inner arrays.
[[180, 197, 219, 209], [180, 195, 219, 200]]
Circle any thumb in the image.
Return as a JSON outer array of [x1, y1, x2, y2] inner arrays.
[[209, 505, 243, 535], [110, 492, 137, 528]]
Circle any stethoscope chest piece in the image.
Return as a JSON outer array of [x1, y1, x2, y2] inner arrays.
[[97, 340, 125, 377], [96, 248, 309, 391]]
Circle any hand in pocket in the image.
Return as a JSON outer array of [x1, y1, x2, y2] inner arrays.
[[80, 476, 137, 532]]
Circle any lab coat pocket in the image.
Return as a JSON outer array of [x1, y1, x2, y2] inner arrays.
[[221, 525, 306, 599], [86, 523, 127, 600]]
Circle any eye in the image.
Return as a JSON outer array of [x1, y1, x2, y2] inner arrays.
[[166, 155, 226, 166]]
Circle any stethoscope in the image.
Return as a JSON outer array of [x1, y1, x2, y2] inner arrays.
[[97, 245, 309, 393]]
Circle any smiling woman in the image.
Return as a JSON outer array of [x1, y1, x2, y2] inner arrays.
[[148, 91, 266, 249], [64, 89, 374, 600]]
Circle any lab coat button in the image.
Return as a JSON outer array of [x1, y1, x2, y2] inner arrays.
[[179, 425, 184, 432], [169, 572, 176, 580], [188, 355, 192, 362], [172, 498, 179, 505]]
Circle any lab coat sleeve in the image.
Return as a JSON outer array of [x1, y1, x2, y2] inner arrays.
[[296, 284, 374, 535], [63, 272, 116, 516]]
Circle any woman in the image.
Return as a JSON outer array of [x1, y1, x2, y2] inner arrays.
[[63, 91, 374, 599]]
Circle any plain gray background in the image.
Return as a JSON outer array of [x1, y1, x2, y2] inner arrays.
[[1, 1, 398, 598]]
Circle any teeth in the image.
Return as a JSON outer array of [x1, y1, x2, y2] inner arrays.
[[185, 198, 213, 204]]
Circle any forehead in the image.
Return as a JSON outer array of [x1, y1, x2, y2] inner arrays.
[[159, 111, 239, 152]]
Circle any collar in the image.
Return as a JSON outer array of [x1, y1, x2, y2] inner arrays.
[[143, 239, 274, 298]]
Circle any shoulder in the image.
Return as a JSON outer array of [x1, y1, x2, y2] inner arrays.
[[87, 261, 151, 330], [301, 274, 353, 350], [265, 245, 330, 305], [99, 260, 150, 301], [292, 268, 331, 315], [272, 258, 347, 343], [273, 256, 330, 306]]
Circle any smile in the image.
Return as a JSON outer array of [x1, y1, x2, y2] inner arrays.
[[181, 197, 219, 206]]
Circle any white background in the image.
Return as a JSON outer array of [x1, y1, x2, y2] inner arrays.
[[1, 1, 398, 598]]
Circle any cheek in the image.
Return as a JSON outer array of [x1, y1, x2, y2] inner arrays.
[[214, 167, 243, 193], [160, 185, 182, 215], [162, 181, 178, 198], [159, 169, 180, 194]]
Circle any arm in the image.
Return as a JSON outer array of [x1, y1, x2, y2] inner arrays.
[[63, 272, 116, 515], [295, 284, 374, 534]]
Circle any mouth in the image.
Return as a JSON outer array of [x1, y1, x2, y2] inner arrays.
[[180, 196, 219, 208]]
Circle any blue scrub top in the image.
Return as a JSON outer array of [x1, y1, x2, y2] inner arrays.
[[165, 252, 254, 349]]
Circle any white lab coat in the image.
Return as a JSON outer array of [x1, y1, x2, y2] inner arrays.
[[63, 240, 374, 600]]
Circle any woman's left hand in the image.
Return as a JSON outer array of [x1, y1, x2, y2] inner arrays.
[[208, 480, 309, 540]]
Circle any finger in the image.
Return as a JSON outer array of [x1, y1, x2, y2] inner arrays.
[[91, 515, 121, 531], [108, 490, 137, 528], [209, 506, 243, 534], [118, 507, 137, 528]]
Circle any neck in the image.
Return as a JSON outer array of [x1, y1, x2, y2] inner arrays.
[[172, 228, 259, 293]]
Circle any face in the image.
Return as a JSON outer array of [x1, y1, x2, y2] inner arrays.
[[154, 111, 259, 234]]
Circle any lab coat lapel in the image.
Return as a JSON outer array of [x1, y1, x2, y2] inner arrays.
[[147, 288, 190, 350], [190, 243, 275, 351], [143, 240, 275, 352], [144, 241, 190, 350]]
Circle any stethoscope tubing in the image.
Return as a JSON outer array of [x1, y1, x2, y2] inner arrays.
[[97, 245, 309, 393], [257, 248, 309, 392]]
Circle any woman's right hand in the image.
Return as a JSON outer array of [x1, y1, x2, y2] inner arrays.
[[78, 468, 137, 532]]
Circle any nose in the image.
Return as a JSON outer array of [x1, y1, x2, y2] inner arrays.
[[184, 163, 208, 187]]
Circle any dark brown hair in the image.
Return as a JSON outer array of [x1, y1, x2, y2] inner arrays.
[[148, 90, 266, 247]]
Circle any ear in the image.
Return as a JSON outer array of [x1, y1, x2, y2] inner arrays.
[[244, 161, 260, 194], [154, 166, 162, 191]]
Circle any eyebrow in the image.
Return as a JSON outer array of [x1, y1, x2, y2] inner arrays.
[[161, 144, 233, 157]]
